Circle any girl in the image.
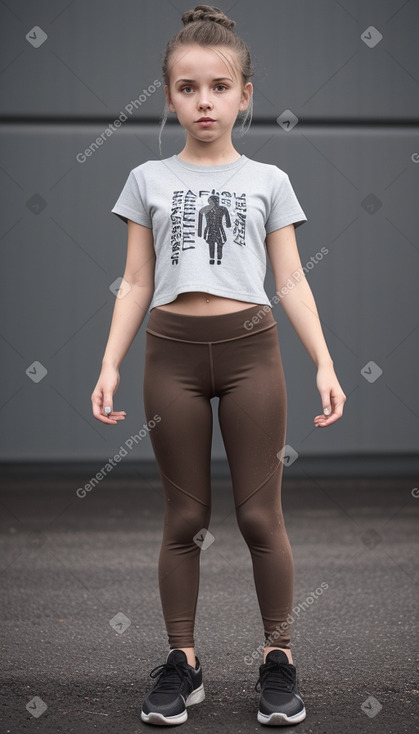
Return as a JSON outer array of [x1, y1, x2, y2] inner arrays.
[[91, 4, 346, 727]]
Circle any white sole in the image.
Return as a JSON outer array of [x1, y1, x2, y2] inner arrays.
[[257, 706, 306, 726], [141, 683, 205, 726]]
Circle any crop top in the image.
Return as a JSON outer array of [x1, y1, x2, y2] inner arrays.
[[111, 154, 307, 312]]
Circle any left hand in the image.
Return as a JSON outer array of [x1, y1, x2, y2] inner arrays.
[[314, 364, 346, 427]]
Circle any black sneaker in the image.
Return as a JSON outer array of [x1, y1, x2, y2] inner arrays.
[[141, 649, 205, 725], [255, 650, 306, 726]]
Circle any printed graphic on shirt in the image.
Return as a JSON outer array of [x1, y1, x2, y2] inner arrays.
[[170, 188, 247, 265]]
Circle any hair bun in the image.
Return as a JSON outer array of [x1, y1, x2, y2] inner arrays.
[[181, 5, 236, 30]]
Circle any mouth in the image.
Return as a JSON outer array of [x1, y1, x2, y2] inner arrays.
[[196, 117, 216, 128]]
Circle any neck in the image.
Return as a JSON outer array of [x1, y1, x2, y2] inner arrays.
[[178, 134, 241, 166]]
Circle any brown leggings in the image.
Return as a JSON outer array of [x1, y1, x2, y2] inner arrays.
[[143, 304, 294, 650]]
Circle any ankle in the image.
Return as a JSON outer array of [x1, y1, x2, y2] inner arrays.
[[264, 647, 293, 665], [172, 647, 196, 668]]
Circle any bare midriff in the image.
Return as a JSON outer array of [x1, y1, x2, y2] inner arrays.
[[155, 291, 260, 316]]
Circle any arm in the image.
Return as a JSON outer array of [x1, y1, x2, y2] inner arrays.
[[266, 224, 346, 427], [91, 219, 156, 424]]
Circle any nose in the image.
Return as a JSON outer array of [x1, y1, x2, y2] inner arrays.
[[198, 88, 213, 111]]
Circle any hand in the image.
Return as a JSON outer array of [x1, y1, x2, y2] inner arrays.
[[91, 365, 127, 425], [314, 364, 346, 427]]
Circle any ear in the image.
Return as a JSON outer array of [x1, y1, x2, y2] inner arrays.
[[164, 84, 176, 113], [239, 81, 253, 112]]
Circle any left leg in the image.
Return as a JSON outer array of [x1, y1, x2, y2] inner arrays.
[[215, 319, 294, 662]]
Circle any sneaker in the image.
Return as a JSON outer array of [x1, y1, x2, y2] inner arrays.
[[141, 649, 205, 725], [255, 649, 306, 726]]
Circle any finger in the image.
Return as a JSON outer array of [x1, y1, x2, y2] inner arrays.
[[317, 389, 332, 417], [108, 413, 126, 421], [314, 402, 345, 426], [103, 408, 127, 419], [103, 394, 114, 418], [91, 391, 105, 420], [91, 392, 124, 424], [314, 414, 339, 427]]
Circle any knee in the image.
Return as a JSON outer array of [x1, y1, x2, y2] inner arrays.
[[165, 504, 211, 545], [236, 505, 281, 547]]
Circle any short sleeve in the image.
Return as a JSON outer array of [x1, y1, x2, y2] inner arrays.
[[111, 168, 152, 227], [265, 168, 307, 233]]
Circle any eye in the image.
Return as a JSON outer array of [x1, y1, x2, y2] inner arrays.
[[181, 85, 193, 94], [215, 84, 227, 92]]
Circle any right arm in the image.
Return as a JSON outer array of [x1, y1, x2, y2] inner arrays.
[[91, 220, 156, 424]]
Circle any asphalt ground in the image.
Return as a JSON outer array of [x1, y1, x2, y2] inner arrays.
[[0, 472, 418, 733]]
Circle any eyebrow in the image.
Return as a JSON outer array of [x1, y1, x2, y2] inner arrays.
[[175, 77, 233, 84]]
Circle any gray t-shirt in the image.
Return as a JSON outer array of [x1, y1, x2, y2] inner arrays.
[[111, 154, 307, 312]]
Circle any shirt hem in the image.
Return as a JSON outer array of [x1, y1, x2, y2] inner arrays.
[[111, 205, 151, 228], [149, 286, 271, 312], [266, 213, 307, 233]]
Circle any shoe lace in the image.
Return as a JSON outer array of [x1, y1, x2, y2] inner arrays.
[[148, 658, 193, 693], [254, 659, 295, 694]]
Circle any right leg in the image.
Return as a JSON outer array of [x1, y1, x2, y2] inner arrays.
[[143, 330, 213, 661]]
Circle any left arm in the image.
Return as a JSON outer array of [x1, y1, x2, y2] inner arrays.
[[266, 224, 346, 427]]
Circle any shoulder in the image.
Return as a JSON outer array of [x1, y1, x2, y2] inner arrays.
[[246, 157, 289, 177], [129, 157, 173, 177]]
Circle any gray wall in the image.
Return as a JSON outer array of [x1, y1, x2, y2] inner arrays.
[[1, 0, 418, 466]]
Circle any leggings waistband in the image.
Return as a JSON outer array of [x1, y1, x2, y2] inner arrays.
[[145, 304, 277, 343]]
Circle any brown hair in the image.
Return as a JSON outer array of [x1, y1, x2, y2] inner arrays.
[[159, 4, 254, 155]]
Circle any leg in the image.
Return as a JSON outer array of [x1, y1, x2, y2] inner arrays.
[[215, 325, 294, 656], [143, 333, 213, 656]]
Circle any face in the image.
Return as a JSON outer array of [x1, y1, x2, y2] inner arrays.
[[165, 44, 252, 145]]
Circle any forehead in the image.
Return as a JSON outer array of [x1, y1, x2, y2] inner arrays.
[[169, 44, 238, 80]]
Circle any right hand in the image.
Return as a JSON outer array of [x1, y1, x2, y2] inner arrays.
[[91, 365, 126, 425]]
